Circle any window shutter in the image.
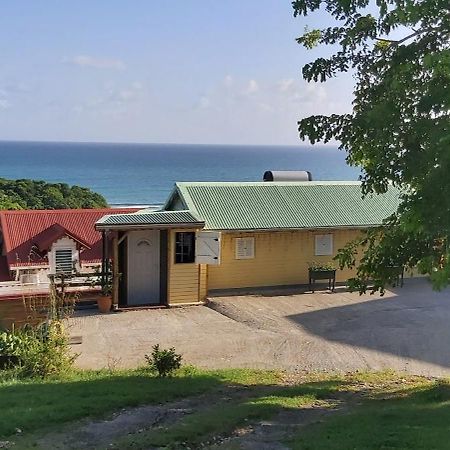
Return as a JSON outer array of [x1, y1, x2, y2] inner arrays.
[[314, 234, 333, 256], [235, 237, 255, 259], [195, 231, 221, 265]]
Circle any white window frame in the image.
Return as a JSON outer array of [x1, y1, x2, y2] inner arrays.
[[314, 234, 333, 256], [235, 237, 255, 260]]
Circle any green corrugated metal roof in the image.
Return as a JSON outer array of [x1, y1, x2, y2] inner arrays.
[[96, 210, 204, 228], [172, 181, 401, 230]]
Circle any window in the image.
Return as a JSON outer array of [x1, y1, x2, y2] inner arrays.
[[54, 248, 74, 274], [235, 237, 255, 259], [175, 232, 195, 263], [314, 234, 333, 256]]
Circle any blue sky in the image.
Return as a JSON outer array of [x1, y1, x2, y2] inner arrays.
[[0, 1, 353, 145]]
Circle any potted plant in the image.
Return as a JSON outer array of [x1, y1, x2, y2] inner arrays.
[[308, 261, 336, 278], [96, 268, 113, 313]]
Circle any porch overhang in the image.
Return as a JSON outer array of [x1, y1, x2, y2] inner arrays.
[[95, 210, 205, 231]]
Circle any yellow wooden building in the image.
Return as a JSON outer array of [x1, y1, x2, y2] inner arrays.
[[95, 181, 400, 308]]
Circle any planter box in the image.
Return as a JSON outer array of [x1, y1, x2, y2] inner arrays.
[[308, 269, 336, 292], [309, 269, 336, 280]]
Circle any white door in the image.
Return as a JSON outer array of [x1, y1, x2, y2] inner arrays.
[[127, 230, 160, 305]]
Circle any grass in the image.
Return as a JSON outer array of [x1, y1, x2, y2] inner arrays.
[[290, 379, 450, 450], [0, 366, 280, 438], [3, 367, 450, 450]]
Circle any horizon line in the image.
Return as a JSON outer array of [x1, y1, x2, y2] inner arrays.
[[0, 138, 339, 149]]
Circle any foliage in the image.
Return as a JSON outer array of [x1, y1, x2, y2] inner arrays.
[[0, 177, 107, 210], [293, 0, 450, 292], [0, 291, 78, 378], [145, 344, 182, 377], [0, 329, 25, 356], [15, 321, 77, 378], [308, 261, 336, 271]]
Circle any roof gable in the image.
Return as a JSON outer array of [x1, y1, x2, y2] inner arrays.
[[0, 208, 139, 267], [33, 223, 91, 254], [173, 181, 401, 231]]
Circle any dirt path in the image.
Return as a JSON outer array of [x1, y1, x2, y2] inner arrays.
[[24, 385, 261, 450]]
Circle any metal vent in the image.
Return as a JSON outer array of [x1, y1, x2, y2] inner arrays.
[[55, 249, 73, 274]]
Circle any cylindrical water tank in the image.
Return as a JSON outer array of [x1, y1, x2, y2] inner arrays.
[[263, 170, 312, 182]]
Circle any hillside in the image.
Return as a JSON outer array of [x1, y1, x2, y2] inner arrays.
[[0, 178, 107, 210]]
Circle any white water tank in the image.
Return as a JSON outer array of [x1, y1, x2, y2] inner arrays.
[[263, 170, 312, 182]]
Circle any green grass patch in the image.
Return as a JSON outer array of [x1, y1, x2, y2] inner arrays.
[[0, 366, 279, 438], [290, 379, 450, 450]]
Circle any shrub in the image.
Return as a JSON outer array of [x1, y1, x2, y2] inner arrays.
[[0, 329, 25, 356], [0, 289, 78, 378], [17, 321, 77, 378], [145, 344, 182, 377], [0, 329, 26, 369]]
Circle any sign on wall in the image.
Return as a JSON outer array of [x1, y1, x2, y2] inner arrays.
[[315, 234, 333, 256], [235, 237, 255, 259], [195, 231, 221, 265]]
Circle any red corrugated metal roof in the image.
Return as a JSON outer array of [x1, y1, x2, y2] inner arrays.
[[0, 208, 139, 268]]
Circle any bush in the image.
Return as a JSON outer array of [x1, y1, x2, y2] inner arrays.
[[0, 329, 24, 355], [0, 290, 78, 379], [145, 344, 182, 377], [0, 329, 26, 369], [18, 321, 77, 378]]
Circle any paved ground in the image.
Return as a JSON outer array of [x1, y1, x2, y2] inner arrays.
[[70, 278, 450, 376]]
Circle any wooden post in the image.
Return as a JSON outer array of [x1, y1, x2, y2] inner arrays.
[[112, 232, 119, 309], [101, 230, 107, 286]]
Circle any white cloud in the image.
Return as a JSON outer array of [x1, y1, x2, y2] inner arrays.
[[63, 55, 126, 70], [223, 75, 233, 87], [244, 79, 259, 95]]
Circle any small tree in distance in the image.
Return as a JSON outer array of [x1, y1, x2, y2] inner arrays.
[[293, 0, 450, 293]]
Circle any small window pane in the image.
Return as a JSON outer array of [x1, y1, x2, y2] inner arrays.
[[175, 232, 195, 263]]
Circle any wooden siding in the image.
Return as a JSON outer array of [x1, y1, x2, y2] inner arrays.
[[167, 229, 201, 304], [207, 229, 363, 290], [199, 264, 208, 302]]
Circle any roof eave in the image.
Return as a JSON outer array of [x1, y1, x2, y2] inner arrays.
[[95, 221, 205, 231], [206, 224, 382, 232]]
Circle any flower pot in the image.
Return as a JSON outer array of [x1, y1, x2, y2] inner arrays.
[[97, 295, 112, 313]]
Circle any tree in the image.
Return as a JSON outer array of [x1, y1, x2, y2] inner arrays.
[[293, 0, 450, 293], [0, 178, 108, 210]]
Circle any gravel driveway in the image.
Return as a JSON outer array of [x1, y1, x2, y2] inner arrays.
[[71, 278, 450, 376]]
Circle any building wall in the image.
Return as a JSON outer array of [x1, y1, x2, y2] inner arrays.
[[207, 229, 364, 290], [167, 228, 203, 304]]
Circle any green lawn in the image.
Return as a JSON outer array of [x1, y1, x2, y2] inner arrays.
[[0, 366, 280, 438], [2, 368, 450, 450], [290, 380, 450, 450]]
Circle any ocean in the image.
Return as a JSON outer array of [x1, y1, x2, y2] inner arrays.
[[0, 141, 359, 207]]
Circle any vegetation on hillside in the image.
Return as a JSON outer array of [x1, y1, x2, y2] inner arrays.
[[293, 0, 450, 292], [0, 178, 107, 210]]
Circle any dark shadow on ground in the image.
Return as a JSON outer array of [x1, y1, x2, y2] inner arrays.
[[286, 278, 450, 368]]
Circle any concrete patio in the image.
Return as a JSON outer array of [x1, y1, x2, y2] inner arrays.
[[70, 278, 450, 377]]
